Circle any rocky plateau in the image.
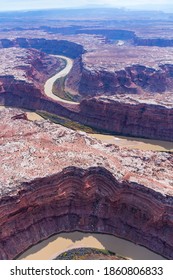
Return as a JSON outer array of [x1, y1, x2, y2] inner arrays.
[[66, 45, 173, 96], [0, 108, 173, 259]]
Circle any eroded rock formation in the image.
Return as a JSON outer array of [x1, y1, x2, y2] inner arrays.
[[0, 47, 65, 97], [0, 108, 173, 260], [66, 46, 173, 96], [1, 89, 173, 141]]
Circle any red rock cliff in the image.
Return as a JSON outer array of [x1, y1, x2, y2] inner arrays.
[[0, 167, 173, 260], [0, 47, 65, 97], [66, 46, 173, 97], [77, 97, 173, 141]]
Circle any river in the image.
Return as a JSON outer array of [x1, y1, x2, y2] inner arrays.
[[89, 133, 173, 152], [1, 105, 172, 152], [44, 55, 78, 104], [43, 55, 173, 152], [18, 231, 165, 260]]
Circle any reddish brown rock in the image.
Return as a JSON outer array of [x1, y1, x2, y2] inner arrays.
[[77, 96, 173, 141], [66, 46, 173, 97], [0, 108, 173, 260], [1, 91, 173, 142], [0, 47, 65, 98], [11, 113, 28, 121]]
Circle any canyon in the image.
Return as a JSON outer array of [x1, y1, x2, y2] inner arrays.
[[0, 46, 173, 141], [0, 8, 173, 260], [0, 108, 173, 260]]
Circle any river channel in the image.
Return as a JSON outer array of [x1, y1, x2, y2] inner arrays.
[[0, 105, 172, 151], [1, 55, 173, 151], [18, 231, 165, 260]]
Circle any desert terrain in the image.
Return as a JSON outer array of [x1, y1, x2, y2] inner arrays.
[[0, 8, 173, 260]]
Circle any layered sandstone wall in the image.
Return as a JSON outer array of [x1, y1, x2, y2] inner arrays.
[[0, 77, 42, 98], [0, 92, 75, 116], [77, 98, 173, 141], [66, 56, 173, 97], [0, 47, 65, 97], [0, 167, 173, 260], [0, 46, 173, 142]]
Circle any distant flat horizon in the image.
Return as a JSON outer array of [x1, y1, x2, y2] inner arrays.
[[0, 0, 172, 13], [0, 6, 171, 14]]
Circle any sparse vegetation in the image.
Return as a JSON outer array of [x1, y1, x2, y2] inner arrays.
[[52, 77, 81, 102], [36, 110, 99, 133], [54, 247, 128, 260]]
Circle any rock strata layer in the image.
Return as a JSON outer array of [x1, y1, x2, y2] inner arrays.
[[77, 96, 173, 141], [0, 108, 173, 260], [66, 46, 173, 96], [0, 47, 65, 97]]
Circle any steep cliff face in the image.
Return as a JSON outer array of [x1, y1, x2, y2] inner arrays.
[[0, 47, 65, 97], [79, 66, 138, 96], [0, 108, 173, 260], [134, 37, 173, 47], [1, 92, 173, 142], [64, 47, 173, 142], [66, 51, 173, 97], [0, 46, 173, 142], [0, 77, 42, 98], [0, 167, 173, 260], [78, 97, 173, 141], [0, 38, 84, 59]]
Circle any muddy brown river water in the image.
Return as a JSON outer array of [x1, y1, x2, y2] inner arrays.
[[18, 232, 165, 260], [89, 133, 173, 151]]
